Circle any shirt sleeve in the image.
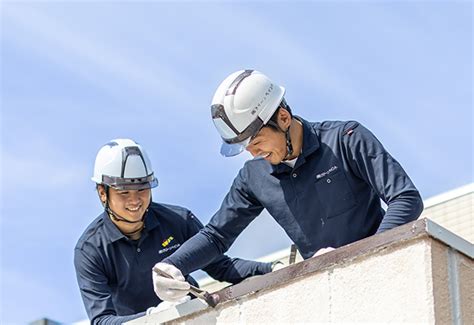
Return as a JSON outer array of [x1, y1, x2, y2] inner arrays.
[[164, 166, 264, 276], [341, 121, 424, 232], [182, 210, 272, 283], [74, 246, 146, 325]]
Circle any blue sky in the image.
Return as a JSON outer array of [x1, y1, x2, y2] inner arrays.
[[1, 1, 472, 323]]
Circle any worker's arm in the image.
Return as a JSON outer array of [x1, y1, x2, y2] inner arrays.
[[163, 164, 264, 276], [74, 247, 145, 325], [342, 121, 424, 232], [183, 211, 272, 283]]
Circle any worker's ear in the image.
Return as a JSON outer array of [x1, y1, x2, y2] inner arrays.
[[277, 108, 292, 131], [97, 185, 107, 206]]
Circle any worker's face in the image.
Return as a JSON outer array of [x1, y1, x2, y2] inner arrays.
[[98, 186, 151, 222], [245, 108, 292, 165]]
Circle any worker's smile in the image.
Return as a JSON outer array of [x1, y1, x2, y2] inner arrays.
[[124, 204, 146, 220], [106, 188, 151, 225], [126, 205, 142, 213]]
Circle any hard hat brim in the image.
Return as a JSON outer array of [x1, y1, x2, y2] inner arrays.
[[110, 178, 158, 191], [220, 140, 250, 157], [98, 174, 159, 190]]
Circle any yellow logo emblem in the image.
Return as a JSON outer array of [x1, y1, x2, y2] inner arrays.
[[162, 236, 174, 247]]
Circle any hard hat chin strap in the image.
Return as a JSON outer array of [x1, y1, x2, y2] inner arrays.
[[267, 119, 294, 160], [106, 204, 149, 238], [106, 205, 148, 224], [283, 125, 294, 160], [102, 185, 151, 226]]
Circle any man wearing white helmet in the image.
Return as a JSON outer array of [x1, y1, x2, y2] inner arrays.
[[152, 69, 424, 300], [74, 139, 274, 324]]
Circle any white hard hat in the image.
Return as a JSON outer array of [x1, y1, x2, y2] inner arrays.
[[91, 139, 158, 190], [211, 69, 285, 157]]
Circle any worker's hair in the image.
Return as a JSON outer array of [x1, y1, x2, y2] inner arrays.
[[267, 98, 293, 129], [95, 183, 108, 192], [95, 184, 109, 206]]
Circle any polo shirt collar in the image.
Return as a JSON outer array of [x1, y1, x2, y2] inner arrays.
[[102, 211, 125, 243], [102, 206, 161, 243]]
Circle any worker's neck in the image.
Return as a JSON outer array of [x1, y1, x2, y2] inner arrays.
[[286, 118, 303, 161], [127, 230, 142, 241], [110, 215, 143, 240]]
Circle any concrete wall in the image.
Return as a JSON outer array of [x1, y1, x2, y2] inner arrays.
[[421, 183, 473, 243], [198, 246, 305, 294], [128, 220, 473, 324], [168, 240, 470, 324]]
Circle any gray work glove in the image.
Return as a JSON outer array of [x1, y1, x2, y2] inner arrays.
[[152, 262, 190, 302]]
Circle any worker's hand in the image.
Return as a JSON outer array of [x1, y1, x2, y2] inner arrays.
[[312, 247, 335, 258], [152, 262, 190, 302], [146, 295, 191, 315]]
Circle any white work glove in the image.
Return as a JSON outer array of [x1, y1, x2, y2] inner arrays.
[[271, 261, 286, 271], [152, 262, 190, 302], [312, 247, 335, 258], [146, 296, 191, 315]]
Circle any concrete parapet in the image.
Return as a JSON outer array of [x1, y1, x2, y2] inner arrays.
[[127, 218, 473, 324]]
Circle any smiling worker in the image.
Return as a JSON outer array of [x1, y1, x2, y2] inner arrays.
[[152, 69, 424, 301], [74, 139, 273, 324]]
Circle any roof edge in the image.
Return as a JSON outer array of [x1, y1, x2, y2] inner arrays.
[[212, 218, 473, 306], [423, 182, 473, 208]]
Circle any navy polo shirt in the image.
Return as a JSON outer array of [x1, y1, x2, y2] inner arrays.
[[164, 117, 423, 275], [74, 202, 271, 325]]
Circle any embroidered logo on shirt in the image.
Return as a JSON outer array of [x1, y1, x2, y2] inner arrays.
[[158, 243, 180, 255], [316, 166, 338, 179], [162, 236, 174, 247]]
